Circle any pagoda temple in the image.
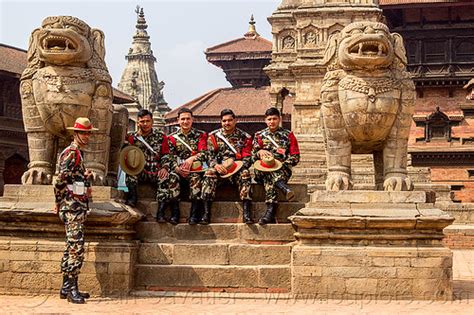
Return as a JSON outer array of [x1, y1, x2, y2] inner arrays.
[[165, 16, 293, 135]]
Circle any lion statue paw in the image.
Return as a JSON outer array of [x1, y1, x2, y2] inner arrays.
[[325, 172, 353, 191], [87, 171, 106, 186], [21, 168, 52, 185], [383, 174, 413, 191], [104, 176, 118, 188]]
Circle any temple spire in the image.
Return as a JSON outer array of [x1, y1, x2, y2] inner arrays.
[[118, 6, 170, 127], [244, 14, 259, 38]]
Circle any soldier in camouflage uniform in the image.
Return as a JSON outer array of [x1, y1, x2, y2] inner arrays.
[[124, 109, 180, 223], [54, 117, 96, 304], [202, 109, 254, 224], [252, 107, 300, 225], [168, 108, 208, 225]]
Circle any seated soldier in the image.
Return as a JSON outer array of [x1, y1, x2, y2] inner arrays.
[[168, 108, 208, 225], [201, 109, 254, 224], [252, 107, 300, 225], [123, 109, 180, 222]]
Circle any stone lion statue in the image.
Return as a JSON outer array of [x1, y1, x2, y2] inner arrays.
[[320, 21, 416, 191], [20, 16, 127, 186]]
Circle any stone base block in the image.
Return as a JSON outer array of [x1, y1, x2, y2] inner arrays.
[[291, 246, 453, 300], [135, 265, 290, 292], [0, 238, 138, 296]]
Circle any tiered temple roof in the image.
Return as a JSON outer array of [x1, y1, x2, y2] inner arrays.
[[166, 16, 291, 134]]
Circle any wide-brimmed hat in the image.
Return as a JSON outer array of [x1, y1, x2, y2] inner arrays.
[[67, 117, 98, 132], [220, 158, 243, 178], [254, 155, 282, 172], [189, 160, 208, 173], [120, 146, 145, 176]]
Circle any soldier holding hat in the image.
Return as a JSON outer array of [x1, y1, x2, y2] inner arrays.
[[201, 109, 254, 224], [122, 109, 180, 221], [54, 117, 96, 304], [168, 108, 208, 225], [252, 107, 300, 225]]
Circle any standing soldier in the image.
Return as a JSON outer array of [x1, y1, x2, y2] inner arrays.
[[168, 108, 208, 225], [123, 109, 180, 223], [252, 107, 300, 225], [202, 109, 254, 224], [54, 117, 96, 304]]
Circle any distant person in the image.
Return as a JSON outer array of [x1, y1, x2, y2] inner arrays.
[[252, 107, 300, 225], [201, 109, 254, 224], [54, 117, 96, 304], [168, 108, 208, 225]]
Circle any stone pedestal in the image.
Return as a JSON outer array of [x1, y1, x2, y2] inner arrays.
[[289, 191, 454, 300], [0, 184, 143, 296]]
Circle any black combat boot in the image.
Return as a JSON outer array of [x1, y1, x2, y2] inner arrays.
[[156, 202, 167, 223], [188, 200, 201, 225], [242, 200, 253, 224], [258, 203, 277, 225], [125, 185, 138, 207], [67, 275, 85, 304], [199, 200, 212, 225], [275, 181, 295, 201], [74, 275, 90, 299], [169, 199, 180, 225], [60, 274, 90, 299]]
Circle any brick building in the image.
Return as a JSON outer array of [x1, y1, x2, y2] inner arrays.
[[0, 44, 29, 196], [381, 0, 474, 202], [165, 16, 293, 134]]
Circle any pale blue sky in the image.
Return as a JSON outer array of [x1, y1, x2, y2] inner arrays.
[[0, 0, 279, 108]]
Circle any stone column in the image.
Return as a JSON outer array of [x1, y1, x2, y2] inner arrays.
[[289, 190, 454, 300]]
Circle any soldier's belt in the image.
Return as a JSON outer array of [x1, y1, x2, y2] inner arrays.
[[66, 190, 89, 202]]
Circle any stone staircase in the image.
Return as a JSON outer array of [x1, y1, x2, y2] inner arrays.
[[132, 183, 307, 294], [291, 134, 432, 192]]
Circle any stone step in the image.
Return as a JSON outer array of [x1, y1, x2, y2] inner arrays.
[[310, 190, 428, 204], [138, 242, 292, 265], [138, 201, 305, 223], [136, 222, 296, 243], [135, 264, 291, 292], [2, 184, 123, 202], [294, 134, 324, 139], [137, 183, 308, 202]]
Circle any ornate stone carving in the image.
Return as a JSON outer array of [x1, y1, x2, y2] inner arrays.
[[303, 31, 317, 47], [320, 21, 416, 191], [282, 36, 295, 49], [20, 16, 126, 185]]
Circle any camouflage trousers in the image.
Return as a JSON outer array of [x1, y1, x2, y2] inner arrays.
[[177, 172, 204, 200], [126, 170, 180, 201], [59, 204, 88, 276], [254, 164, 293, 204], [202, 168, 252, 201]]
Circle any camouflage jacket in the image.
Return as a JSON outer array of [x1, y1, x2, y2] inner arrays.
[[252, 127, 300, 167], [126, 128, 171, 174], [168, 127, 207, 167], [54, 142, 90, 207], [207, 127, 253, 169]]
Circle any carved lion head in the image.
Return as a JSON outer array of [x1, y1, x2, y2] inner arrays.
[[22, 16, 108, 79], [322, 21, 408, 71]]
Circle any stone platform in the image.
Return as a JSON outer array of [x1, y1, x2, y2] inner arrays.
[[290, 190, 454, 300], [0, 184, 457, 299], [0, 185, 142, 296], [0, 183, 308, 296]]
